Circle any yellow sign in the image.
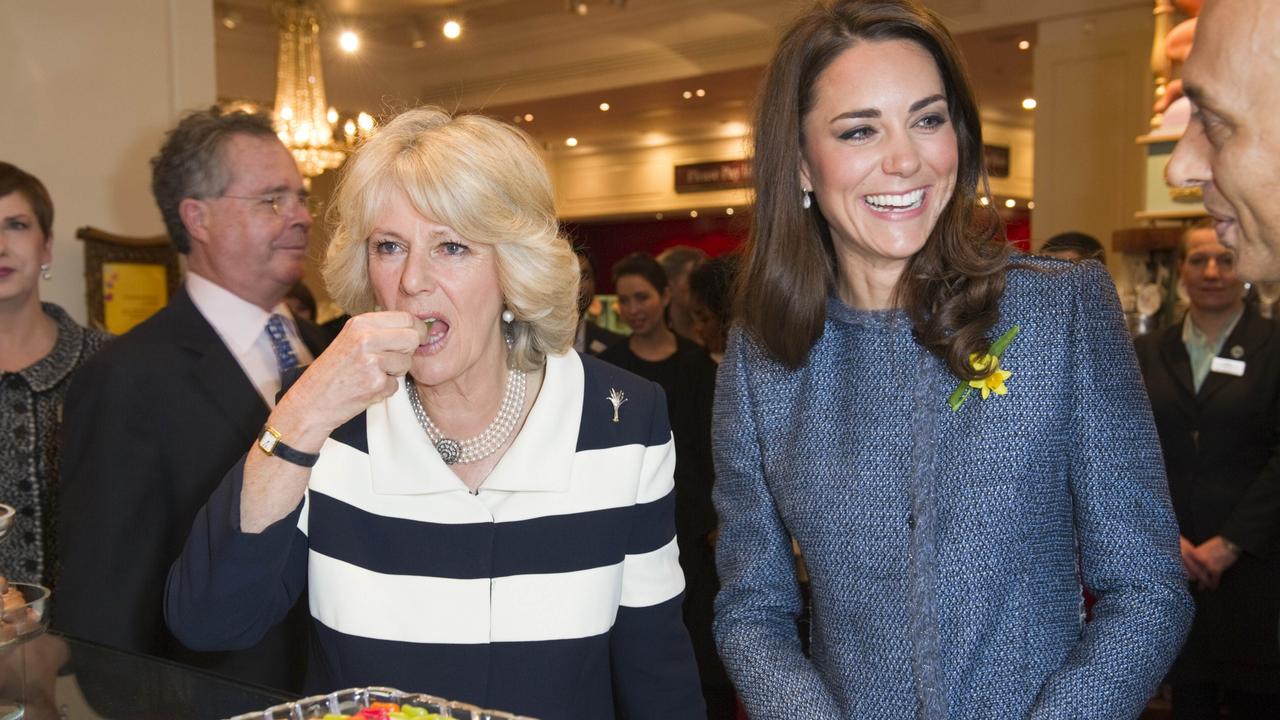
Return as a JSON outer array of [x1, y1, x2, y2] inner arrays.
[[103, 263, 168, 334]]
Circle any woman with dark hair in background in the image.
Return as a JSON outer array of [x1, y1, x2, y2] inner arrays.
[[598, 252, 729, 717], [1040, 231, 1106, 264], [0, 162, 109, 588], [688, 254, 739, 364], [711, 0, 1192, 717]]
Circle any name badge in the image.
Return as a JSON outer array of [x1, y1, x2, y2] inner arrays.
[[1210, 356, 1246, 377]]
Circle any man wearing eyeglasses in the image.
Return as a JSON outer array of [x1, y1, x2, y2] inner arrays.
[[56, 106, 330, 696]]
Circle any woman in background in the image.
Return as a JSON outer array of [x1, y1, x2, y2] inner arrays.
[[688, 254, 739, 364], [598, 252, 729, 717], [0, 162, 109, 587]]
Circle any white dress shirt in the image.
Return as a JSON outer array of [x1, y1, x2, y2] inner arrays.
[[186, 272, 314, 407]]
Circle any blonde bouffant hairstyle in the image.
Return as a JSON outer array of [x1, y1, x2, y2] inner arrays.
[[323, 106, 579, 371]]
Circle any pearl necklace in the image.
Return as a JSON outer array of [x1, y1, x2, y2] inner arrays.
[[405, 369, 527, 465]]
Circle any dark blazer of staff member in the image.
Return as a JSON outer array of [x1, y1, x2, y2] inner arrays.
[[1135, 224, 1280, 715]]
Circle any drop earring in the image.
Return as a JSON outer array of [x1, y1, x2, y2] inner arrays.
[[501, 309, 514, 324], [40, 264, 51, 281], [802, 190, 812, 210]]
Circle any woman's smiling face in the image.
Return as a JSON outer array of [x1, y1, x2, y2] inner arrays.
[[800, 38, 958, 274]]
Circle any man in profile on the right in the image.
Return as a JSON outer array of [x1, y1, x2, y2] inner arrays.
[[1166, 0, 1280, 281]]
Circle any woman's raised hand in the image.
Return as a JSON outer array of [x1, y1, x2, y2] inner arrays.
[[269, 311, 428, 451]]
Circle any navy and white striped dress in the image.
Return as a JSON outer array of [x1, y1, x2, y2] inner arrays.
[[165, 352, 705, 719]]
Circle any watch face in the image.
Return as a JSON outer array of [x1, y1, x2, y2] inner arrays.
[[259, 432, 279, 454]]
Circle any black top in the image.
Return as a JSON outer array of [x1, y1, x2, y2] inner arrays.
[[0, 303, 109, 587], [599, 336, 718, 547]]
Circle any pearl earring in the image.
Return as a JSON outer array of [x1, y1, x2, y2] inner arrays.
[[501, 309, 514, 324], [802, 190, 812, 210], [40, 264, 51, 281]]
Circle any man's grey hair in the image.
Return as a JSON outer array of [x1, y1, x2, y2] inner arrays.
[[150, 106, 279, 253]]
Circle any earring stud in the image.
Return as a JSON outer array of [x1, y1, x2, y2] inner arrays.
[[802, 190, 812, 210], [501, 309, 514, 323], [40, 264, 51, 281]]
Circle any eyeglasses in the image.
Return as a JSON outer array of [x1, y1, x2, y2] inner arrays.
[[216, 191, 320, 216]]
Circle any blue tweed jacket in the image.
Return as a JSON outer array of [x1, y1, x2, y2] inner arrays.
[[712, 257, 1193, 719]]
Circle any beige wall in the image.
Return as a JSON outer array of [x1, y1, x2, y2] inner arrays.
[[551, 132, 753, 221], [1031, 3, 1153, 282], [0, 0, 216, 325]]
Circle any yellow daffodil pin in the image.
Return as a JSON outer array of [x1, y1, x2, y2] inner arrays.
[[967, 353, 1012, 399], [947, 325, 1019, 411]]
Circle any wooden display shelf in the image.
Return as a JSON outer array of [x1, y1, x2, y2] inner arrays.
[[1134, 209, 1209, 221], [1113, 226, 1184, 253]]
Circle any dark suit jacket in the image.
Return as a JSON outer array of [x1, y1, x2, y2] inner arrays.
[[56, 286, 331, 693], [1135, 307, 1280, 687]]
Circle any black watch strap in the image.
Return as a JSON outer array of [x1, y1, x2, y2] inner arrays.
[[257, 425, 321, 468]]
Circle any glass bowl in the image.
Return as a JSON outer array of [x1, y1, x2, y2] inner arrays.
[[226, 686, 539, 720], [0, 583, 49, 648]]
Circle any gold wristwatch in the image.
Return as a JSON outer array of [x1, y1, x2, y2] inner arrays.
[[256, 425, 320, 467]]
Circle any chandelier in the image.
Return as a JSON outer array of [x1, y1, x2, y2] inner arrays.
[[272, 0, 368, 179]]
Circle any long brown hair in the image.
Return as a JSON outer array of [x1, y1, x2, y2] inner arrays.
[[739, 0, 1008, 379]]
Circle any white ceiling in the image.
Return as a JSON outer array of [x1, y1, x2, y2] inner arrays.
[[214, 0, 1039, 153]]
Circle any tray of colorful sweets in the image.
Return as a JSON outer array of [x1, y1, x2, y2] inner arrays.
[[224, 686, 538, 720]]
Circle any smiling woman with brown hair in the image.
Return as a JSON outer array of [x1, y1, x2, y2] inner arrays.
[[711, 1, 1193, 717]]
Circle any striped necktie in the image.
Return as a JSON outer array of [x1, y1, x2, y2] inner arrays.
[[265, 314, 300, 378]]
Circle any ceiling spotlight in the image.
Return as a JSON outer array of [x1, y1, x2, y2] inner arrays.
[[725, 208, 735, 216], [599, 102, 610, 112], [1004, 198, 1017, 208], [656, 213, 664, 220], [682, 91, 693, 100], [442, 19, 462, 39], [339, 30, 360, 53], [979, 196, 991, 207], [690, 210, 699, 218], [524, 113, 534, 122], [1022, 98, 1038, 110], [1027, 200, 1036, 210], [1018, 40, 1031, 51], [695, 88, 706, 97], [566, 1, 589, 15], [221, 10, 243, 30], [565, 137, 579, 147]]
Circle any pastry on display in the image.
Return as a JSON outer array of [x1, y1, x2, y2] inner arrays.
[[310, 701, 444, 719], [227, 687, 537, 720]]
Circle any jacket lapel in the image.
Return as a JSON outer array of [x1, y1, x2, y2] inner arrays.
[[1158, 324, 1196, 403], [297, 316, 334, 357], [169, 288, 270, 434], [1198, 309, 1272, 404]]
